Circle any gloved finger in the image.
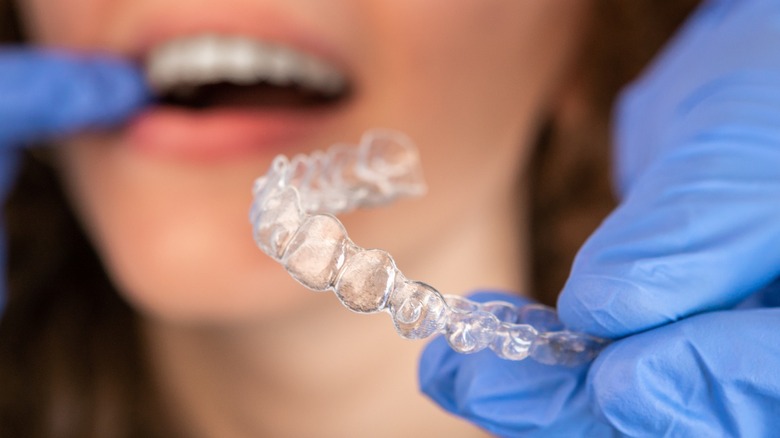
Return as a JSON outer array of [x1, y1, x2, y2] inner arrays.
[[558, 134, 780, 338], [588, 308, 780, 437], [419, 292, 617, 437], [558, 0, 780, 338], [0, 48, 149, 146], [614, 0, 780, 196]]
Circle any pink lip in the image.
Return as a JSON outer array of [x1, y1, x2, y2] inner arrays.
[[120, 6, 353, 162], [127, 105, 345, 162]]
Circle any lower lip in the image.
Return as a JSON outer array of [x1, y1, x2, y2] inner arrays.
[[127, 105, 341, 161]]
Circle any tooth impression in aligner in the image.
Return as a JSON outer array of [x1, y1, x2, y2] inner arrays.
[[283, 214, 348, 291], [335, 249, 396, 313], [250, 129, 608, 365]]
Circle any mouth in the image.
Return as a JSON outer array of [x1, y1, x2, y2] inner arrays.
[[146, 34, 351, 110], [129, 33, 354, 161]]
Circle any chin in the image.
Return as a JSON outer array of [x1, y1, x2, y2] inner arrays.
[[114, 259, 315, 326], [89, 210, 313, 326]]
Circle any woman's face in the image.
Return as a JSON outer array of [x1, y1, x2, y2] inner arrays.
[[19, 0, 589, 324]]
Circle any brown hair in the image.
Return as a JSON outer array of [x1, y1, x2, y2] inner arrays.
[[0, 1, 697, 436], [0, 3, 172, 436], [529, 1, 699, 303]]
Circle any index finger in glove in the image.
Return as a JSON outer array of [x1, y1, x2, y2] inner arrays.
[[615, 0, 780, 194], [557, 0, 780, 338], [0, 48, 149, 146]]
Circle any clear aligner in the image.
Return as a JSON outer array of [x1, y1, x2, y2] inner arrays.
[[250, 129, 608, 366]]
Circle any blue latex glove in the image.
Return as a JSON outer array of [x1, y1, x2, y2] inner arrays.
[[0, 48, 149, 311], [420, 292, 618, 437], [420, 0, 780, 436]]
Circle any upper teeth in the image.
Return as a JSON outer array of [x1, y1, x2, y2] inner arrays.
[[146, 34, 347, 96]]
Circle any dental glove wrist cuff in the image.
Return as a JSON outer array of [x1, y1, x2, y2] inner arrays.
[[250, 129, 608, 365]]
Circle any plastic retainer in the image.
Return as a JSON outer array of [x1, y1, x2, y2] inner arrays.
[[250, 129, 608, 365]]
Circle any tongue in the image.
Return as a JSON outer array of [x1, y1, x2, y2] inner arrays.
[[159, 82, 341, 110]]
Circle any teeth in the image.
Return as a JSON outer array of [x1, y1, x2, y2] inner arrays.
[[146, 34, 347, 96]]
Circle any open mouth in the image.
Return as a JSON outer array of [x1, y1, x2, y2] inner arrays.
[[145, 34, 352, 110]]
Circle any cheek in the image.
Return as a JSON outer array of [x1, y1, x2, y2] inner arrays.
[[20, 0, 118, 47], [356, 0, 590, 204], [57, 135, 315, 324], [364, 1, 584, 122]]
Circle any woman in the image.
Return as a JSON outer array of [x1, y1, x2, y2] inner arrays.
[[9, 0, 775, 436]]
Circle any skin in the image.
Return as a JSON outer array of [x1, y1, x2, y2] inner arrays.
[[19, 0, 591, 436]]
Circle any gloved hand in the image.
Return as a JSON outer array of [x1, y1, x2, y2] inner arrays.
[[420, 292, 618, 437], [420, 0, 780, 436], [0, 48, 149, 311]]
